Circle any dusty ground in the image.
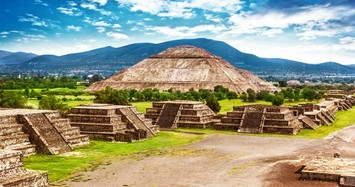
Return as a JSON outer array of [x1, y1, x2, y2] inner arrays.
[[58, 125, 355, 187]]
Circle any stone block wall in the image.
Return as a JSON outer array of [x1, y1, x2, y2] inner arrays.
[[0, 150, 48, 187], [145, 101, 215, 129]]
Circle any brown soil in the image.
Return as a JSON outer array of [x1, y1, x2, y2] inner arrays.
[[58, 126, 355, 187]]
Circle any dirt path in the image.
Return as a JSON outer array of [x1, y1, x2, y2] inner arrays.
[[59, 127, 355, 187]]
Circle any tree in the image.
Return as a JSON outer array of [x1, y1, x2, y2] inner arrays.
[[0, 91, 27, 108], [39, 95, 68, 111], [256, 90, 270, 101], [240, 92, 248, 102], [302, 88, 317, 101], [90, 74, 103, 84], [278, 81, 287, 87], [23, 87, 30, 98], [272, 93, 284, 106], [247, 88, 256, 102], [206, 95, 220, 113]]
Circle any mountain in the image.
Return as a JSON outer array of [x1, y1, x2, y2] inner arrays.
[[0, 50, 13, 58], [265, 58, 355, 75], [0, 51, 37, 65], [1, 38, 355, 77], [348, 64, 355, 69]]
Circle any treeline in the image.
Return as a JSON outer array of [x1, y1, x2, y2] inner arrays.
[[0, 76, 80, 89]]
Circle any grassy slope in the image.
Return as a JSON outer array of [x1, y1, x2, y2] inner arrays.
[[24, 132, 202, 182]]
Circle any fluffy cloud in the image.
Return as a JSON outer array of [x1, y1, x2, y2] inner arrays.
[[67, 25, 82, 32], [57, 7, 82, 16], [115, 0, 242, 18], [228, 5, 354, 39], [106, 32, 129, 40], [92, 21, 111, 27], [91, 0, 108, 6], [146, 24, 227, 37], [81, 3, 112, 15]]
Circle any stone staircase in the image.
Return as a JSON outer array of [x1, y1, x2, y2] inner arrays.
[[155, 103, 181, 128], [316, 113, 331, 126], [45, 113, 90, 148], [238, 109, 265, 134], [0, 150, 48, 187], [299, 116, 319, 130], [117, 107, 156, 137], [21, 113, 72, 154], [0, 117, 36, 156]]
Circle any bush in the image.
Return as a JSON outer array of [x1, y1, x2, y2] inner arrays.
[[0, 91, 27, 108], [272, 93, 284, 106], [206, 95, 220, 113]]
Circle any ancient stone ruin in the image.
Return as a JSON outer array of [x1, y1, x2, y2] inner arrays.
[[0, 108, 88, 187], [145, 101, 215, 129], [0, 109, 89, 155], [0, 150, 48, 187], [214, 105, 302, 134], [87, 45, 279, 93], [299, 157, 355, 186], [68, 104, 158, 142]]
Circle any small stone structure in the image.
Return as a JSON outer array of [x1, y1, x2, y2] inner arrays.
[[0, 109, 89, 155], [145, 101, 215, 129], [214, 105, 302, 134], [0, 149, 48, 187], [68, 104, 158, 142], [299, 157, 355, 186]]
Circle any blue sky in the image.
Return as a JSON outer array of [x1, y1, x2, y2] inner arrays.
[[0, 0, 354, 64]]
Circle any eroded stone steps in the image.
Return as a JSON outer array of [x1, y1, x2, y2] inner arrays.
[[23, 114, 72, 154], [299, 116, 319, 130], [0, 134, 30, 148], [118, 107, 155, 137], [0, 123, 23, 136]]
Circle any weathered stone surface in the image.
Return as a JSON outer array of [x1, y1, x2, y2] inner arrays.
[[299, 157, 355, 186], [145, 101, 215, 129], [68, 104, 158, 142], [87, 45, 279, 93], [0, 150, 48, 187], [0, 109, 89, 155], [216, 105, 302, 135]]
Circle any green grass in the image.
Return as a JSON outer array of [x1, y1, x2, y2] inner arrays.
[[296, 108, 355, 138], [24, 132, 203, 182], [219, 99, 318, 114], [131, 101, 153, 113]]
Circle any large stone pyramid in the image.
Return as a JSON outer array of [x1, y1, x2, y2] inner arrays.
[[87, 45, 279, 93]]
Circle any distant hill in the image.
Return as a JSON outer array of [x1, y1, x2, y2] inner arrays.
[[348, 64, 355, 69], [0, 51, 37, 65], [0, 50, 13, 58], [1, 38, 355, 77]]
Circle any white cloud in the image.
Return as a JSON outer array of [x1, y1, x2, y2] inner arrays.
[[92, 21, 110, 27], [57, 7, 82, 16], [115, 0, 242, 18], [0, 31, 10, 35], [34, 0, 48, 6], [227, 5, 353, 39], [146, 24, 227, 37], [112, 24, 121, 28], [67, 25, 82, 32], [81, 3, 112, 15], [106, 32, 129, 40], [18, 13, 47, 27], [97, 27, 106, 33], [92, 0, 108, 6]]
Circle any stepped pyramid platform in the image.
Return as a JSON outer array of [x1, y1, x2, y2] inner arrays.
[[0, 150, 48, 187], [145, 101, 215, 129], [87, 45, 279, 93], [0, 109, 89, 155], [214, 105, 302, 135], [68, 104, 158, 142], [299, 157, 355, 186]]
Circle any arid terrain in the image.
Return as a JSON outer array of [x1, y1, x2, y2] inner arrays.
[[58, 125, 355, 187]]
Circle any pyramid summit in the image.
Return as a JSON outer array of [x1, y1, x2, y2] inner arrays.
[[87, 45, 279, 93]]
